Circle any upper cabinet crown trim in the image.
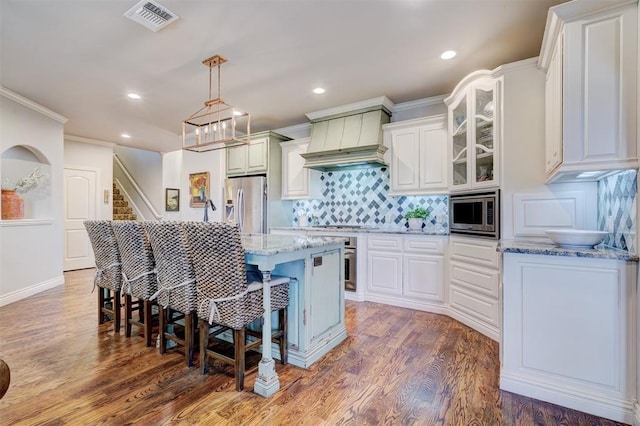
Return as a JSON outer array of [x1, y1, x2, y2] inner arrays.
[[392, 95, 447, 114], [382, 114, 446, 131], [305, 96, 394, 121], [444, 70, 493, 106], [538, 0, 637, 70]]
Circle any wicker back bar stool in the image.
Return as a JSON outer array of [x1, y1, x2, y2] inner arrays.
[[83, 220, 123, 333], [143, 221, 198, 367], [111, 221, 158, 347], [181, 221, 290, 391]]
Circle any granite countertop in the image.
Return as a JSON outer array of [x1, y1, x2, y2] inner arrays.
[[241, 233, 347, 255], [498, 239, 639, 262], [271, 226, 449, 236]]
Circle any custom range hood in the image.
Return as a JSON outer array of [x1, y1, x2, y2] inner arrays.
[[301, 96, 393, 171]]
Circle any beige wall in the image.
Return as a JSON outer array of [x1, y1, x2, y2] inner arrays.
[[0, 88, 66, 306]]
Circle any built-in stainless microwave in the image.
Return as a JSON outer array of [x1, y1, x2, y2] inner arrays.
[[449, 190, 500, 239]]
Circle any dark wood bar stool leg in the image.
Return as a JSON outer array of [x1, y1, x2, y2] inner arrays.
[[234, 328, 246, 391], [98, 288, 106, 325], [144, 300, 153, 347], [159, 307, 168, 354], [199, 319, 210, 375], [113, 290, 121, 333], [125, 294, 133, 337], [185, 312, 195, 368]]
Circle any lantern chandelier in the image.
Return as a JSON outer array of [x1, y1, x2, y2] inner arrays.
[[182, 54, 250, 152]]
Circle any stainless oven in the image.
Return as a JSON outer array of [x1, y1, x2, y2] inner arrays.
[[449, 190, 500, 239], [344, 237, 356, 291], [316, 235, 357, 291]]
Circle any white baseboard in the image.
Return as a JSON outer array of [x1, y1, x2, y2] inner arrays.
[[344, 290, 365, 302], [364, 293, 450, 317], [0, 275, 65, 307], [447, 309, 500, 343], [500, 370, 634, 424]]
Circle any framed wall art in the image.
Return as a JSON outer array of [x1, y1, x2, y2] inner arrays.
[[189, 171, 210, 207], [165, 188, 180, 212]]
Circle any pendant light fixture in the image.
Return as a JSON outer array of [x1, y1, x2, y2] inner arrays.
[[182, 54, 250, 152]]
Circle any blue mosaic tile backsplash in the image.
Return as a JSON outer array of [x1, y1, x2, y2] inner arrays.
[[597, 169, 637, 253], [292, 168, 448, 232]]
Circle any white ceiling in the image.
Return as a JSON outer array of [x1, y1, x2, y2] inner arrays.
[[0, 0, 566, 153]]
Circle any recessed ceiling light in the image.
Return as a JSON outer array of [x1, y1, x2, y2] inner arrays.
[[127, 93, 141, 100], [313, 87, 325, 95], [121, 133, 131, 139], [440, 50, 457, 60]]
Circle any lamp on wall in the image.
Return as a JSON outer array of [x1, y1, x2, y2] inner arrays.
[[182, 54, 250, 152]]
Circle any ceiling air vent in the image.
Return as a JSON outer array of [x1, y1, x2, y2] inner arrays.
[[124, 0, 179, 32]]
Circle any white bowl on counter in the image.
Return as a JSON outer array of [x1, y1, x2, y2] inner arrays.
[[545, 229, 608, 248]]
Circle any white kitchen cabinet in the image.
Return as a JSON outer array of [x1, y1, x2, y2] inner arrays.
[[403, 254, 444, 301], [501, 252, 637, 424], [367, 249, 403, 296], [539, 0, 638, 182], [445, 72, 501, 192], [448, 236, 500, 342], [366, 234, 446, 309], [280, 138, 321, 200], [383, 115, 448, 195], [544, 32, 563, 175]]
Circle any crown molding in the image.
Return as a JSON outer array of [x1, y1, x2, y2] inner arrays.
[[305, 96, 394, 121], [0, 86, 67, 124], [392, 95, 447, 113]]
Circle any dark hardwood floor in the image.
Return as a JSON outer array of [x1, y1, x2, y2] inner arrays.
[[0, 268, 626, 425]]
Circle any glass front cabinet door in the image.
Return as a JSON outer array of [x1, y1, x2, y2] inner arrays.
[[446, 71, 500, 191]]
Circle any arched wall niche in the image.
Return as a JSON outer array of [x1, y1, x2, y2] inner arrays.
[[1, 144, 53, 220]]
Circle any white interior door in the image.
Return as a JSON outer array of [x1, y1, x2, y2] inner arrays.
[[64, 168, 98, 271]]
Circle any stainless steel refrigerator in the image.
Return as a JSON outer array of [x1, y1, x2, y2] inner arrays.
[[224, 176, 267, 233]]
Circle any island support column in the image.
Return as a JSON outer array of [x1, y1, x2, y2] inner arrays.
[[253, 270, 280, 397]]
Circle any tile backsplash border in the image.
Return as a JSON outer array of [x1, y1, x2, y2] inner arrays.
[[597, 169, 637, 254], [291, 168, 448, 233]]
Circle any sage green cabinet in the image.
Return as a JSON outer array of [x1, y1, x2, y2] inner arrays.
[[226, 136, 271, 176], [225, 131, 292, 229]]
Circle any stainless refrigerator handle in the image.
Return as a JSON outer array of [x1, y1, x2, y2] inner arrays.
[[237, 188, 244, 232]]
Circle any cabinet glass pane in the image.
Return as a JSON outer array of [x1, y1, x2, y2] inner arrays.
[[452, 95, 467, 186], [474, 88, 494, 183]]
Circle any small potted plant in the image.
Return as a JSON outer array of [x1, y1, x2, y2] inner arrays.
[[404, 206, 429, 230]]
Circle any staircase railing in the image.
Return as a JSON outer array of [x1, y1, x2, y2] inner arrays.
[[113, 154, 162, 220]]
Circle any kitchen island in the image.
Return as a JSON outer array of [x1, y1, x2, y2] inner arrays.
[[242, 234, 346, 397]]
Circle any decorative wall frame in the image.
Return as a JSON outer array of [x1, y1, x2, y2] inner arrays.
[[165, 188, 180, 212], [189, 172, 210, 207]]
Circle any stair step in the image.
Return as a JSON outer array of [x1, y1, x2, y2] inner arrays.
[[112, 183, 136, 221]]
